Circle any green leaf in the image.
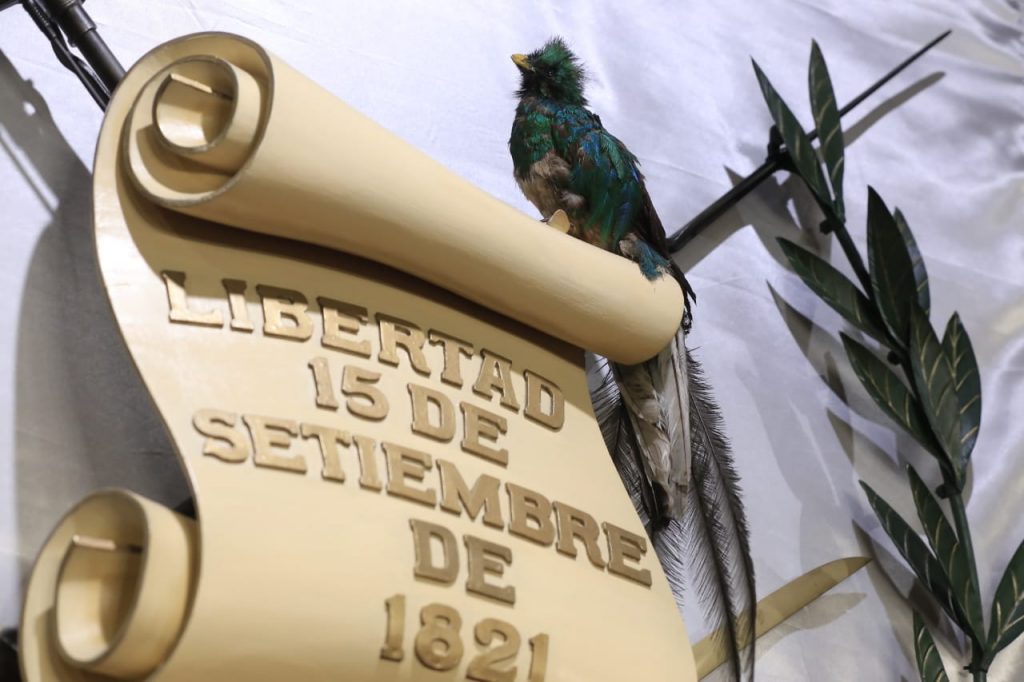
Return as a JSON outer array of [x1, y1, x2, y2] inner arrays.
[[778, 238, 887, 341], [942, 313, 981, 470], [987, 537, 1024, 659], [841, 333, 941, 459], [752, 59, 832, 210], [867, 188, 917, 347], [907, 466, 982, 639], [913, 611, 951, 682], [909, 307, 962, 480], [894, 208, 930, 316], [808, 41, 845, 220], [861, 482, 960, 624]]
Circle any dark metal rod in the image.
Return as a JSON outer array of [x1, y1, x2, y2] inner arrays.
[[668, 29, 952, 252], [823, 29, 951, 141], [63, 8, 124, 90], [42, 0, 124, 92], [667, 158, 776, 251], [19, 0, 108, 107]]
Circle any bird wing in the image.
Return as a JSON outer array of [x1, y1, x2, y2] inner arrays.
[[579, 122, 668, 257], [559, 113, 694, 299], [558, 111, 646, 248], [594, 126, 696, 303], [576, 118, 696, 305]]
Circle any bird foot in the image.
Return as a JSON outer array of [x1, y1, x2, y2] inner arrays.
[[618, 234, 640, 259], [543, 209, 572, 234]]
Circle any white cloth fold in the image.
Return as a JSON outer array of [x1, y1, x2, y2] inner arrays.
[[1, 1, 1020, 679]]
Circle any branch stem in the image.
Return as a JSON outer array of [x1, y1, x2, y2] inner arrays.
[[812, 161, 982, 682], [827, 216, 872, 298], [949, 492, 986, 681]]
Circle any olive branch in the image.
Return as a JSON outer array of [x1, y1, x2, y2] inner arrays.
[[751, 42, 1023, 681]]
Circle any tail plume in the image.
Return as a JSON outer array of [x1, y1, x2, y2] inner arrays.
[[588, 347, 756, 681]]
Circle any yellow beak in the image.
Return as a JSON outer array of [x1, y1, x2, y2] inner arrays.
[[511, 54, 532, 71]]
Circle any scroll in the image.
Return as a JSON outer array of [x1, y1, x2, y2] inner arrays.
[[19, 33, 695, 681]]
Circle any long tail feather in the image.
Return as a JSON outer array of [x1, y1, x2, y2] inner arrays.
[[685, 348, 756, 681], [588, 353, 688, 601], [588, 348, 756, 682], [611, 328, 691, 523], [651, 518, 689, 613], [588, 353, 659, 528]]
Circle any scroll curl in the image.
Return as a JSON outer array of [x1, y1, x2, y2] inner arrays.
[[118, 33, 683, 365]]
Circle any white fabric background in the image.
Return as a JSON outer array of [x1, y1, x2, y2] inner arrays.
[[1, 1, 1022, 679]]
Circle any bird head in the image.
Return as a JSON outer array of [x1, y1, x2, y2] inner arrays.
[[512, 37, 587, 105]]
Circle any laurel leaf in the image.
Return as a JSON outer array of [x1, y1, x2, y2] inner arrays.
[[861, 482, 960, 625], [841, 334, 941, 460], [987, 537, 1024, 659], [867, 189, 917, 347], [808, 41, 845, 220], [909, 307, 962, 482], [778, 239, 886, 342], [941, 314, 981, 472], [753, 59, 832, 209], [907, 465, 982, 639], [894, 208, 930, 316], [913, 611, 951, 682]]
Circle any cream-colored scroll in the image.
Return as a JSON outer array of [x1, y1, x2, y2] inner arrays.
[[19, 33, 696, 682]]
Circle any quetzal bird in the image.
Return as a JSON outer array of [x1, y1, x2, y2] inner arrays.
[[509, 37, 756, 680]]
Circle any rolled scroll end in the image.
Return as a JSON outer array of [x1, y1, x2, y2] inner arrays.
[[125, 49, 270, 206], [21, 491, 196, 680]]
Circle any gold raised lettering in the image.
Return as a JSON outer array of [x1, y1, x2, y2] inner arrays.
[[300, 422, 350, 482], [602, 522, 652, 587], [193, 409, 247, 462], [464, 535, 515, 605], [384, 442, 436, 507], [553, 501, 605, 568], [408, 383, 455, 442], [468, 618, 521, 680], [378, 314, 431, 376], [353, 434, 383, 491], [243, 414, 307, 474], [506, 483, 555, 546], [409, 519, 458, 585], [221, 279, 254, 332], [319, 296, 372, 357], [380, 594, 406, 662], [437, 459, 504, 529], [163, 271, 223, 327], [258, 285, 313, 341], [308, 356, 340, 409], [529, 634, 550, 680], [472, 350, 520, 411], [524, 370, 565, 430], [342, 365, 389, 420], [460, 402, 508, 466], [415, 603, 463, 671], [428, 330, 474, 387]]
